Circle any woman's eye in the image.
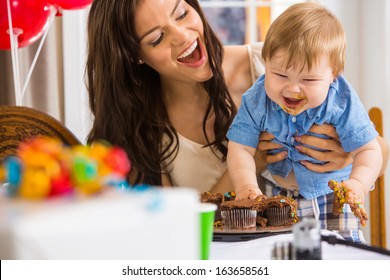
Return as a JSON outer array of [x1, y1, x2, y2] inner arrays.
[[177, 10, 189, 21], [151, 33, 165, 47]]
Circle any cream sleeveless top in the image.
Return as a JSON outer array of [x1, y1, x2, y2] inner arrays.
[[163, 43, 265, 192]]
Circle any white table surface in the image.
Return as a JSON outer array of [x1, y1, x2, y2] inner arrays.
[[210, 230, 390, 260]]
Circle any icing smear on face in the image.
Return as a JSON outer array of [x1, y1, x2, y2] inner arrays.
[[280, 95, 308, 116]]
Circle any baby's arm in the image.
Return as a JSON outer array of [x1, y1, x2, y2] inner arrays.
[[338, 138, 382, 225], [227, 141, 262, 200], [345, 138, 382, 201]]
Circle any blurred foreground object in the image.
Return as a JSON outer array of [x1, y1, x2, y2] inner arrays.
[[271, 218, 321, 260], [0, 187, 200, 259], [0, 137, 201, 260], [292, 218, 321, 260], [1, 136, 131, 199]]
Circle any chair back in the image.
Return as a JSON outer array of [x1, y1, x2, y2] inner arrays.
[[369, 107, 387, 248], [0, 105, 81, 162]]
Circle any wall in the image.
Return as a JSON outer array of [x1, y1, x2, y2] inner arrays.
[[62, 9, 91, 144]]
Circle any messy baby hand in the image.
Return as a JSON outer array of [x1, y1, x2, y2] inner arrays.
[[328, 180, 368, 226], [343, 179, 368, 226], [235, 184, 262, 200]]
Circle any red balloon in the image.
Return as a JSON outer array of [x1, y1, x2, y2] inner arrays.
[[48, 0, 92, 11], [0, 0, 52, 50]]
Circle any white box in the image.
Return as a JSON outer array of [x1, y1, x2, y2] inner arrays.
[[0, 187, 199, 260]]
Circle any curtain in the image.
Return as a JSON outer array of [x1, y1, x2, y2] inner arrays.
[[0, 17, 64, 122]]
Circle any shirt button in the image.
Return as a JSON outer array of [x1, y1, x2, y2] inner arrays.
[[292, 117, 297, 123], [291, 137, 295, 143]]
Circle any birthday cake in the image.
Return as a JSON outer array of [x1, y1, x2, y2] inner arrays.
[[0, 137, 200, 259]]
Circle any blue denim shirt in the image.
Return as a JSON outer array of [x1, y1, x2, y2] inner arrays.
[[227, 75, 378, 199]]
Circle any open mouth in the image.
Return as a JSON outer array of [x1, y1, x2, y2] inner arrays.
[[280, 96, 307, 115], [177, 39, 202, 64], [283, 97, 305, 108]]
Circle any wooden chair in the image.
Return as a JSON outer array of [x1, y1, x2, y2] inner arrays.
[[0, 105, 81, 162], [368, 107, 387, 248]]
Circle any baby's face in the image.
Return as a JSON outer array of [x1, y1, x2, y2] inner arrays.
[[264, 51, 335, 116]]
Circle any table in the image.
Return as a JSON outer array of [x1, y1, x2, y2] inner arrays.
[[210, 230, 390, 260]]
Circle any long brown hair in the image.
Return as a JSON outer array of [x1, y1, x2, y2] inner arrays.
[[86, 0, 236, 185]]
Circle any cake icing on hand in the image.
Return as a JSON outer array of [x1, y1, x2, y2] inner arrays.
[[328, 180, 368, 226]]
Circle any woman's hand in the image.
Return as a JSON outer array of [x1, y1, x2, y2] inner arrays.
[[256, 124, 352, 174], [255, 131, 287, 173], [294, 123, 352, 172]]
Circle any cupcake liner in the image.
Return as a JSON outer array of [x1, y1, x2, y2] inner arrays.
[[214, 205, 222, 222], [266, 207, 292, 226], [221, 209, 257, 229]]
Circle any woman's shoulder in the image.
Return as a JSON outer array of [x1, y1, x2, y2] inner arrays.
[[222, 45, 253, 106], [246, 43, 265, 82], [223, 45, 248, 57], [223, 44, 265, 107], [223, 45, 250, 74]]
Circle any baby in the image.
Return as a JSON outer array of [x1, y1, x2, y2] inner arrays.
[[226, 2, 382, 226]]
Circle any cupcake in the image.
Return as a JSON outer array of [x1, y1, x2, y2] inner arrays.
[[200, 191, 238, 224], [220, 199, 259, 230], [200, 192, 224, 222], [266, 206, 292, 226], [259, 195, 298, 226]]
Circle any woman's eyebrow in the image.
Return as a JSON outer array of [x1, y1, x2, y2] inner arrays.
[[139, 0, 182, 41], [171, 0, 182, 17]]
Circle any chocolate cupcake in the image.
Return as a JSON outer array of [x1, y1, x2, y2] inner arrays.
[[260, 196, 298, 226], [200, 191, 239, 224], [200, 192, 224, 222], [220, 199, 259, 230], [266, 206, 292, 226]]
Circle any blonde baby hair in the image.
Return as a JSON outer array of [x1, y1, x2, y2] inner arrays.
[[262, 2, 346, 76]]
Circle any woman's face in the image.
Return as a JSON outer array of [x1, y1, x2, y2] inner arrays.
[[135, 0, 212, 83]]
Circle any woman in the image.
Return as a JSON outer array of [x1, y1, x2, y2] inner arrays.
[[85, 0, 388, 195]]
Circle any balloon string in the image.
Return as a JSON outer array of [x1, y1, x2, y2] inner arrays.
[[6, 0, 22, 106], [21, 7, 57, 103]]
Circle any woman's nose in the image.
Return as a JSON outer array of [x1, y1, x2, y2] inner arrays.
[[169, 24, 188, 46]]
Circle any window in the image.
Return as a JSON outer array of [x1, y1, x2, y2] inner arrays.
[[199, 0, 305, 44]]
